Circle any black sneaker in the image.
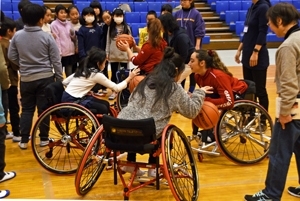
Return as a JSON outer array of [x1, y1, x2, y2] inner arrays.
[[244, 190, 272, 201], [288, 186, 300, 197]]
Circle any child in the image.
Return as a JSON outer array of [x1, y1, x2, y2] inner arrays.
[[8, 3, 63, 149], [68, 5, 81, 31], [97, 10, 112, 96], [51, 4, 76, 77], [138, 10, 157, 47], [160, 4, 173, 15], [118, 47, 212, 177], [189, 49, 248, 142], [62, 47, 140, 115], [0, 17, 21, 142], [118, 18, 167, 75], [15, 0, 32, 31], [106, 8, 132, 100], [67, 5, 81, 73], [77, 7, 103, 60], [89, 0, 103, 25], [41, 6, 52, 35]]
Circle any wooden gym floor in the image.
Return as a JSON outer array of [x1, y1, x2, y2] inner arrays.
[[2, 65, 300, 201]]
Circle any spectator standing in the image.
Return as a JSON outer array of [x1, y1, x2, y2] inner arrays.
[[244, 3, 300, 201], [8, 3, 63, 149], [235, 0, 271, 116], [0, 17, 21, 142]]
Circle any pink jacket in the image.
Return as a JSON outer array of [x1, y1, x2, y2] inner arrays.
[[51, 19, 76, 57]]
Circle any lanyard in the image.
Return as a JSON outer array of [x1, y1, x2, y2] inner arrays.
[[180, 9, 192, 28]]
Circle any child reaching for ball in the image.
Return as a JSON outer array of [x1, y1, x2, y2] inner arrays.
[[61, 47, 140, 117], [189, 49, 248, 142], [117, 47, 213, 177]]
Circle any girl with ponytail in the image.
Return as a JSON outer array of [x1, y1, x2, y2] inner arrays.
[[117, 47, 213, 177], [61, 47, 140, 115], [189, 49, 248, 142]]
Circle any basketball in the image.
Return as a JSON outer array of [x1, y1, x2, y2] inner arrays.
[[129, 75, 145, 93], [116, 34, 134, 49], [192, 101, 220, 130]]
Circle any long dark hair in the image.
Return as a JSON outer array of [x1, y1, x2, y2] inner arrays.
[[109, 8, 130, 38], [74, 47, 106, 78], [132, 47, 185, 110], [195, 49, 232, 76], [89, 0, 103, 23], [158, 12, 179, 34]]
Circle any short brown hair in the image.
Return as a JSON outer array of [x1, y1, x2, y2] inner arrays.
[[266, 2, 300, 27]]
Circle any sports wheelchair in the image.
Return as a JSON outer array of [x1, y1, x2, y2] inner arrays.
[[75, 115, 199, 201], [189, 83, 273, 164], [31, 81, 118, 174]]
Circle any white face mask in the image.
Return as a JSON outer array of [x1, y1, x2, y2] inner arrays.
[[85, 16, 95, 24], [114, 17, 123, 25]]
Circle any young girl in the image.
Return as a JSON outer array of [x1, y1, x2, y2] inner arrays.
[[118, 18, 167, 75], [62, 47, 140, 115], [68, 5, 81, 73], [89, 0, 103, 25], [51, 4, 76, 77], [41, 6, 52, 35], [189, 49, 248, 142], [77, 7, 103, 60], [118, 47, 212, 177], [97, 10, 112, 96], [106, 8, 132, 100]]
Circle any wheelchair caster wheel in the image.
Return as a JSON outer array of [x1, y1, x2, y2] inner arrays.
[[45, 151, 53, 159], [197, 153, 203, 162]]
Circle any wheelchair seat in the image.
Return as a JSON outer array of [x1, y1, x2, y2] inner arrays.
[[102, 115, 157, 154]]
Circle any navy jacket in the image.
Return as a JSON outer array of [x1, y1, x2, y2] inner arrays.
[[76, 25, 103, 59], [242, 0, 271, 70]]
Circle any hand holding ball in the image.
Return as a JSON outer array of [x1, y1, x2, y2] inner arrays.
[[116, 34, 134, 51]]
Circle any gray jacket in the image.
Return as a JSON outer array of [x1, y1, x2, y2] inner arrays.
[[8, 25, 63, 82]]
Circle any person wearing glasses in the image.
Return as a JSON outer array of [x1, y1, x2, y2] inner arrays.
[[244, 3, 300, 201]]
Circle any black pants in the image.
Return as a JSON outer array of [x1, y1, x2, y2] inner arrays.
[[181, 73, 196, 93], [0, 126, 6, 179], [110, 62, 128, 83], [7, 86, 20, 136], [20, 77, 54, 143], [243, 67, 269, 111], [101, 61, 109, 90]]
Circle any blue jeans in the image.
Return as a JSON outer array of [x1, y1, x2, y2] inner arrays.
[[20, 77, 54, 143], [263, 120, 300, 200]]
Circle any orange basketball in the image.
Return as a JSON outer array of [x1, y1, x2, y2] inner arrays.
[[192, 101, 220, 130], [116, 34, 134, 49], [129, 75, 145, 93]]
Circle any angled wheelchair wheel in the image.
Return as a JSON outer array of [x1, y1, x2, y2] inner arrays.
[[116, 88, 131, 111], [75, 126, 108, 195], [161, 125, 199, 201], [215, 100, 273, 164], [31, 103, 100, 174]]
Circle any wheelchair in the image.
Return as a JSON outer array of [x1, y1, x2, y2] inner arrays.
[[31, 81, 118, 174], [115, 67, 131, 111], [75, 115, 199, 201], [189, 89, 273, 164]]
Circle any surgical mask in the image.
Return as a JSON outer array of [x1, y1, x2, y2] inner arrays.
[[114, 17, 123, 24], [85, 16, 95, 24]]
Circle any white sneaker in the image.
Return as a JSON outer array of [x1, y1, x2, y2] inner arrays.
[[148, 169, 156, 178], [121, 166, 145, 176], [108, 92, 117, 100], [5, 132, 13, 139], [0, 190, 10, 198], [18, 142, 28, 149], [12, 136, 21, 142], [0, 171, 16, 183], [40, 140, 49, 147]]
